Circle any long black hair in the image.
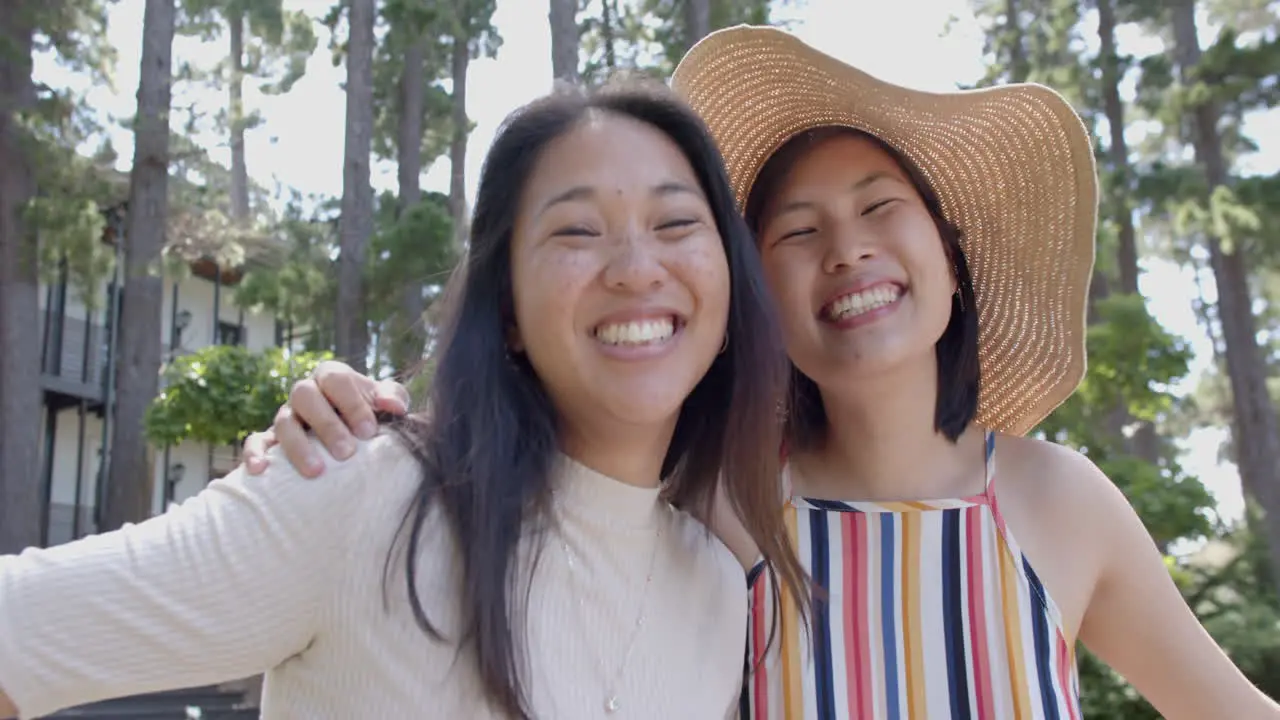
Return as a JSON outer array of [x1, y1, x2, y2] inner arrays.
[[386, 78, 809, 718], [744, 127, 982, 449]]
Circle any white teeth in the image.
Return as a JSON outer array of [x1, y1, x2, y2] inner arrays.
[[595, 317, 676, 346], [827, 285, 902, 320]]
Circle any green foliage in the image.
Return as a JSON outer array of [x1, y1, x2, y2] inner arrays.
[[178, 0, 318, 95], [1233, 172, 1280, 265], [1194, 27, 1280, 114], [366, 190, 456, 323], [580, 1, 659, 86], [19, 0, 123, 302], [578, 0, 784, 84], [234, 198, 340, 352], [323, 0, 496, 172], [641, 0, 776, 68], [233, 188, 458, 372], [1085, 295, 1193, 421], [145, 344, 332, 447], [962, 2, 1280, 714], [369, 189, 457, 373], [1037, 294, 1212, 547], [22, 107, 120, 306], [971, 0, 1088, 92], [1078, 519, 1280, 717], [1077, 648, 1162, 719], [30, 0, 117, 83], [370, 1, 455, 165]]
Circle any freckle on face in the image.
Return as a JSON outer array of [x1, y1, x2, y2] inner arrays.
[[504, 112, 732, 434]]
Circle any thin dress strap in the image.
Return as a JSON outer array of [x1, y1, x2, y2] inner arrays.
[[982, 428, 998, 498]]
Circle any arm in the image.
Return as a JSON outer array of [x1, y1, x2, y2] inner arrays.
[[0, 438, 376, 719], [1071, 454, 1280, 719], [243, 360, 408, 477]]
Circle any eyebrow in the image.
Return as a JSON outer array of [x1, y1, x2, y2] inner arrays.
[[536, 180, 702, 218], [770, 170, 901, 217]]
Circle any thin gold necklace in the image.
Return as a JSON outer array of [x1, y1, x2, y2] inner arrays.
[[556, 503, 666, 714]]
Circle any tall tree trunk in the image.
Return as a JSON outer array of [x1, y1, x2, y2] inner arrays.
[[1171, 0, 1280, 598], [397, 39, 425, 211], [228, 9, 249, 225], [684, 0, 711, 51], [103, 0, 176, 532], [1097, 0, 1138, 297], [1005, 0, 1030, 84], [1096, 0, 1161, 462], [0, 1, 42, 553], [389, 33, 428, 375], [602, 0, 617, 71], [548, 0, 579, 84], [448, 32, 469, 252], [335, 0, 377, 375]]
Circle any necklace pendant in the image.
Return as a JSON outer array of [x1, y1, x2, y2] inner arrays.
[[605, 695, 620, 713]]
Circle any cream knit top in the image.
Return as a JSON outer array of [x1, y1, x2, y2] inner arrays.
[[0, 435, 747, 719]]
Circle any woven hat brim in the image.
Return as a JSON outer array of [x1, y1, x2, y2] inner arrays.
[[671, 26, 1098, 436]]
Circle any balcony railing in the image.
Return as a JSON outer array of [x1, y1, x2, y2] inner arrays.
[[38, 312, 108, 404]]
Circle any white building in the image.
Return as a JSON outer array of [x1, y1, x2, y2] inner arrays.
[[37, 228, 291, 547]]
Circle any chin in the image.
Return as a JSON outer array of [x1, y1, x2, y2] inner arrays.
[[794, 343, 908, 383], [599, 388, 696, 429]]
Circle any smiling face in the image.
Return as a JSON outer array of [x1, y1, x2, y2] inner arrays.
[[509, 110, 731, 443], [754, 131, 956, 391]]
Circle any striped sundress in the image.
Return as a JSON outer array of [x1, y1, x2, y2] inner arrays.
[[741, 431, 1081, 719]]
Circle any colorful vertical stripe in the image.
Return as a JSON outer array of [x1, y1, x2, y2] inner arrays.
[[741, 431, 1080, 719]]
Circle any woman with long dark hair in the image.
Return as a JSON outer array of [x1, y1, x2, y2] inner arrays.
[[0, 78, 807, 720], [249, 27, 1280, 720]]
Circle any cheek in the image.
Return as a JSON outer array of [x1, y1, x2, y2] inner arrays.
[[762, 256, 812, 326], [511, 250, 596, 342], [678, 237, 732, 319], [913, 246, 957, 326]]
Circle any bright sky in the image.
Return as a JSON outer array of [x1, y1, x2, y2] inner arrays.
[[39, 0, 1280, 530]]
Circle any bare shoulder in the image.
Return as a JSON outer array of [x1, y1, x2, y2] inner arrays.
[[987, 433, 1131, 635], [992, 433, 1126, 515]]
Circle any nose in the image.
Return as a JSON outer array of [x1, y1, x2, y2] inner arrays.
[[601, 232, 667, 292], [821, 219, 875, 274]]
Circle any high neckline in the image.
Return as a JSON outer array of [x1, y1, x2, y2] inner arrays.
[[553, 454, 666, 530]]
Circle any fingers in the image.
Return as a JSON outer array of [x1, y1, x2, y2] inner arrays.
[[312, 362, 382, 440], [242, 430, 277, 475], [372, 379, 410, 415], [273, 403, 325, 477], [288, 375, 358, 461]]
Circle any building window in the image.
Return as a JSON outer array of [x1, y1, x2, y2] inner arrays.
[[217, 321, 244, 346]]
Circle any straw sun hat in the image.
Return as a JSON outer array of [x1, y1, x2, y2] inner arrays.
[[670, 25, 1099, 436]]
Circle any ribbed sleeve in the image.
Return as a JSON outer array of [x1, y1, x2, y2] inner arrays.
[[0, 438, 748, 719], [0, 442, 369, 719]]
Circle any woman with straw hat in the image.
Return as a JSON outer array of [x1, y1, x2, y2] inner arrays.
[[670, 26, 1277, 720], [241, 26, 1276, 719]]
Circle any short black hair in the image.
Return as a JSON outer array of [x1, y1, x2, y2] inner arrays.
[[743, 127, 981, 447]]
